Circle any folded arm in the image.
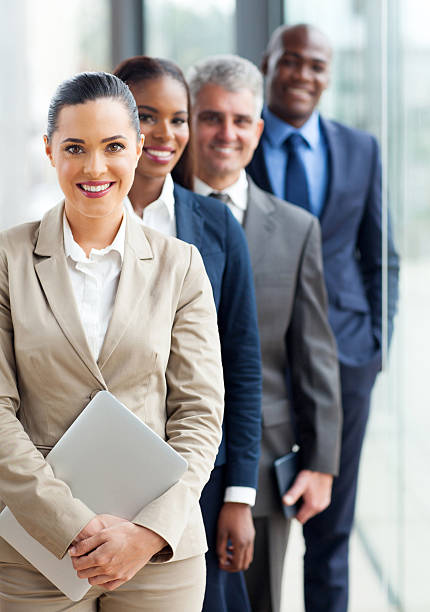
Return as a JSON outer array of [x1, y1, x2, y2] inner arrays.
[[0, 246, 95, 559], [125, 245, 224, 559]]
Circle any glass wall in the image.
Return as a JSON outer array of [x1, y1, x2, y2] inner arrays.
[[0, 0, 111, 231], [143, 0, 235, 72], [284, 1, 430, 610], [0, 0, 236, 234]]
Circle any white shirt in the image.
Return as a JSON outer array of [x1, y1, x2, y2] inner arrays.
[[125, 174, 255, 507], [63, 213, 125, 361], [194, 169, 249, 225], [123, 173, 176, 237]]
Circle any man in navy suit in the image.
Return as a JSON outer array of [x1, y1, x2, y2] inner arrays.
[[247, 23, 399, 612]]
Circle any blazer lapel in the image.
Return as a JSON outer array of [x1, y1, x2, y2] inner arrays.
[[244, 177, 277, 269], [247, 141, 274, 194], [174, 184, 204, 250], [97, 212, 153, 370], [34, 203, 105, 387], [319, 118, 342, 232]]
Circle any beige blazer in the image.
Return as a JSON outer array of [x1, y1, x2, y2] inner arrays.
[[0, 202, 224, 564]]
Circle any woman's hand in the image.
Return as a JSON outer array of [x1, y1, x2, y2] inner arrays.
[[72, 514, 127, 544], [69, 516, 167, 590]]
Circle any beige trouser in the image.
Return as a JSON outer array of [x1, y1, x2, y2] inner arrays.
[[0, 554, 205, 612]]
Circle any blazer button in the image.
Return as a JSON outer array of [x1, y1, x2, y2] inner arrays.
[[89, 390, 100, 400]]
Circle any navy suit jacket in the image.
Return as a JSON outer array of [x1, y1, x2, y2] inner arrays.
[[173, 183, 262, 489], [247, 117, 399, 391]]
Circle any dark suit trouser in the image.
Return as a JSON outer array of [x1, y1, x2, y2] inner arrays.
[[200, 465, 252, 612], [244, 512, 290, 612], [303, 367, 376, 612]]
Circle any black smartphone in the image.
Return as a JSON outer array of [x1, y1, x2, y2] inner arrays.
[[273, 450, 302, 519]]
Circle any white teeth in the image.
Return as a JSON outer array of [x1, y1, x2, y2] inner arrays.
[[289, 87, 310, 95], [81, 183, 111, 192], [214, 147, 235, 154], [146, 149, 173, 158]]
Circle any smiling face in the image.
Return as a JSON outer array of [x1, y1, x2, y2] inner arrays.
[[44, 98, 143, 223], [263, 25, 331, 127], [192, 83, 264, 190], [128, 76, 189, 183]]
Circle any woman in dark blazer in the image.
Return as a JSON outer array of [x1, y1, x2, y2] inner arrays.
[[114, 57, 262, 612]]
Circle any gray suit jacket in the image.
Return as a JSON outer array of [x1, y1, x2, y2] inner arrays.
[[244, 177, 342, 517]]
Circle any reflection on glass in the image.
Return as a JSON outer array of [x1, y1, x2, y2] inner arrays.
[[0, 0, 111, 230], [144, 0, 235, 72]]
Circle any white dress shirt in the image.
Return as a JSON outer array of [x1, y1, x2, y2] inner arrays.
[[194, 169, 249, 225], [63, 213, 125, 361], [125, 174, 255, 507], [123, 173, 176, 237]]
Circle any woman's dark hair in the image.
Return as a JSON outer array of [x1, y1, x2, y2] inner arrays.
[[113, 56, 194, 190], [46, 71, 140, 141]]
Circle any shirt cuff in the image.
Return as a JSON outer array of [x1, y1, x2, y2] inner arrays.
[[224, 486, 256, 506]]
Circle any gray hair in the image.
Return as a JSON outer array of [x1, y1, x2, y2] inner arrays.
[[187, 54, 263, 119]]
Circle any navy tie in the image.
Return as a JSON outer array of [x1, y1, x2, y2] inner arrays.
[[284, 133, 311, 211]]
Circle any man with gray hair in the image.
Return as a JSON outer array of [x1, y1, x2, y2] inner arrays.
[[188, 54, 342, 612]]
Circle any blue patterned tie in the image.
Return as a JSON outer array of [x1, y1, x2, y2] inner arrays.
[[284, 133, 311, 211]]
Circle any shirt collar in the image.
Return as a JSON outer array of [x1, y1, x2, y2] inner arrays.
[[124, 173, 175, 226], [262, 105, 321, 150], [194, 169, 248, 211], [63, 211, 125, 263]]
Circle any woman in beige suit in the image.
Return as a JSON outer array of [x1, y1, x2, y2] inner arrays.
[[0, 72, 224, 611]]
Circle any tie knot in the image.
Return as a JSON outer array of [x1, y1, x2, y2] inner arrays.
[[285, 132, 305, 152], [209, 192, 231, 204]]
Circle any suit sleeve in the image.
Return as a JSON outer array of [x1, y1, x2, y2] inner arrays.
[[0, 246, 95, 560], [287, 218, 342, 474], [131, 245, 224, 558], [357, 136, 399, 350], [217, 209, 262, 489]]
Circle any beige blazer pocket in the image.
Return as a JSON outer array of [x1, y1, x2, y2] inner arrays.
[[123, 351, 159, 418]]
